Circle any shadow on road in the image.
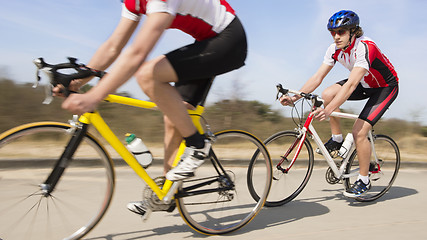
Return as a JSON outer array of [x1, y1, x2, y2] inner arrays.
[[85, 200, 329, 240], [346, 186, 418, 207], [85, 186, 417, 240]]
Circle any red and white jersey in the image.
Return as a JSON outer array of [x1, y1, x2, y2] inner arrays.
[[323, 36, 399, 88], [121, 0, 236, 41]]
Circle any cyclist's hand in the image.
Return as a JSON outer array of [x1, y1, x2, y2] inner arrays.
[[52, 79, 84, 97], [312, 107, 331, 121], [61, 92, 101, 115], [279, 95, 297, 106]]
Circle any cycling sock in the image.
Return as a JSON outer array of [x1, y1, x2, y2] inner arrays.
[[184, 132, 206, 149], [357, 174, 370, 185], [332, 134, 343, 143]]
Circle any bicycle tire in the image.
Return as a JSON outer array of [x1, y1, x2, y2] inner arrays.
[[344, 134, 400, 202], [0, 122, 115, 240], [176, 130, 272, 235], [248, 130, 314, 207]]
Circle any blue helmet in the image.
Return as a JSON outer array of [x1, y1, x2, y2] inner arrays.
[[327, 10, 359, 30]]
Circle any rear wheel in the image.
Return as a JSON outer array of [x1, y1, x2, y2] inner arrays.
[[176, 130, 272, 235], [344, 134, 400, 202], [0, 122, 115, 240]]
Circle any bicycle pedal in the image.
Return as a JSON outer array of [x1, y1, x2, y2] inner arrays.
[[141, 208, 152, 222], [325, 167, 340, 185], [167, 203, 176, 212]]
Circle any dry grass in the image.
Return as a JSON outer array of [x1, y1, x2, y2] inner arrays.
[[1, 136, 425, 162]]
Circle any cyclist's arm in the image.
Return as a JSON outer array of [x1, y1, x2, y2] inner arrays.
[[87, 17, 139, 73], [299, 63, 333, 94], [89, 12, 174, 100], [52, 16, 138, 95], [280, 63, 332, 105], [61, 12, 175, 115], [81, 17, 139, 86]]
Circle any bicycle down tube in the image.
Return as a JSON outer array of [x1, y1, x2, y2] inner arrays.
[[79, 94, 206, 201], [281, 106, 364, 180]]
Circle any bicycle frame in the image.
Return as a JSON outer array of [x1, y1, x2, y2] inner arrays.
[[288, 110, 378, 180], [76, 94, 205, 201]]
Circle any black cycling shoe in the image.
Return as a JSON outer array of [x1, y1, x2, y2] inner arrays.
[[316, 138, 343, 156]]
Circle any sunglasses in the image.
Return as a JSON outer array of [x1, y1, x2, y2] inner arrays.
[[330, 29, 348, 37]]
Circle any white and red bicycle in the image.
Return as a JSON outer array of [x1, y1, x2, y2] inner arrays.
[[247, 84, 400, 206]]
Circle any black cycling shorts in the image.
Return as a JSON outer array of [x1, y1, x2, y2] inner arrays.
[[337, 79, 399, 126], [165, 16, 247, 107]]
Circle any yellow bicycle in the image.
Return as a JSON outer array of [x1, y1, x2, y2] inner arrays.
[[0, 58, 272, 239]]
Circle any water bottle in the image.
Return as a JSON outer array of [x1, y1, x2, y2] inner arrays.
[[339, 133, 353, 158], [125, 133, 153, 168]]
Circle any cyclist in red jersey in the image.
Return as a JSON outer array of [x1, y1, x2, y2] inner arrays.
[[280, 10, 398, 198], [54, 0, 247, 216]]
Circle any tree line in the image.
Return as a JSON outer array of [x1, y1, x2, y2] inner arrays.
[[1, 78, 426, 145]]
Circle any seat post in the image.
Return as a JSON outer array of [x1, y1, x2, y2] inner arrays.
[[197, 77, 215, 107]]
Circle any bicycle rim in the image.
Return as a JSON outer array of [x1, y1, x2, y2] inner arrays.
[[253, 130, 314, 207], [176, 130, 272, 235], [0, 122, 115, 240], [344, 134, 400, 202]]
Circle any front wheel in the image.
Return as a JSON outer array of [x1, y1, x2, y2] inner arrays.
[[248, 130, 314, 207], [0, 122, 115, 240], [176, 130, 272, 235], [344, 134, 400, 202]]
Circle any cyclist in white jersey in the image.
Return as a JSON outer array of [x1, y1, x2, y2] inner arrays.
[[280, 10, 398, 198], [55, 0, 247, 216]]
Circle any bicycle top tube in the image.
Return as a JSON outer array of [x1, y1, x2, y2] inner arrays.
[[330, 111, 358, 120], [104, 94, 205, 117]]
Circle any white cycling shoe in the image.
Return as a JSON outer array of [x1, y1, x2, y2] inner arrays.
[[166, 139, 211, 181]]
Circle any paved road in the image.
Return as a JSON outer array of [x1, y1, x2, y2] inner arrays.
[[80, 166, 427, 240]]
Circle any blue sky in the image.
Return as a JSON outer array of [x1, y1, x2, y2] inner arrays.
[[1, 0, 427, 124]]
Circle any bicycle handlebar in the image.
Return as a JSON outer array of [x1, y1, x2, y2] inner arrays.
[[276, 83, 324, 108], [33, 57, 106, 103]]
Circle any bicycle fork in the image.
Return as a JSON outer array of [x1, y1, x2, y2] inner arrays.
[[40, 122, 88, 196], [276, 131, 307, 175], [276, 113, 314, 175]]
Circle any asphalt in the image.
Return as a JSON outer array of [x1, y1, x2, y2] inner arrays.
[[79, 166, 427, 240]]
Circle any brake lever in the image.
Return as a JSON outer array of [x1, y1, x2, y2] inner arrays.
[[33, 69, 41, 89], [276, 84, 295, 107], [32, 58, 45, 89], [43, 84, 54, 104], [33, 58, 57, 104]]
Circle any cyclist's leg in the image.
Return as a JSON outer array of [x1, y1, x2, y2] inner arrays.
[[344, 85, 398, 198], [344, 120, 374, 198], [166, 17, 247, 181], [136, 56, 198, 139], [135, 56, 211, 182], [322, 82, 343, 136], [163, 101, 199, 175], [352, 119, 372, 176], [321, 80, 370, 153], [355, 85, 399, 177], [163, 115, 183, 174]]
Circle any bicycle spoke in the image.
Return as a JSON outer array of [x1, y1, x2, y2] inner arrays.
[[344, 134, 400, 201], [176, 130, 271, 235], [0, 124, 115, 240]]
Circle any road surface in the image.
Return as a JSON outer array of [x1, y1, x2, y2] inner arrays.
[[80, 166, 427, 240]]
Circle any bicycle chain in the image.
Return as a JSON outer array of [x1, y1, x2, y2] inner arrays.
[[143, 176, 175, 212]]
